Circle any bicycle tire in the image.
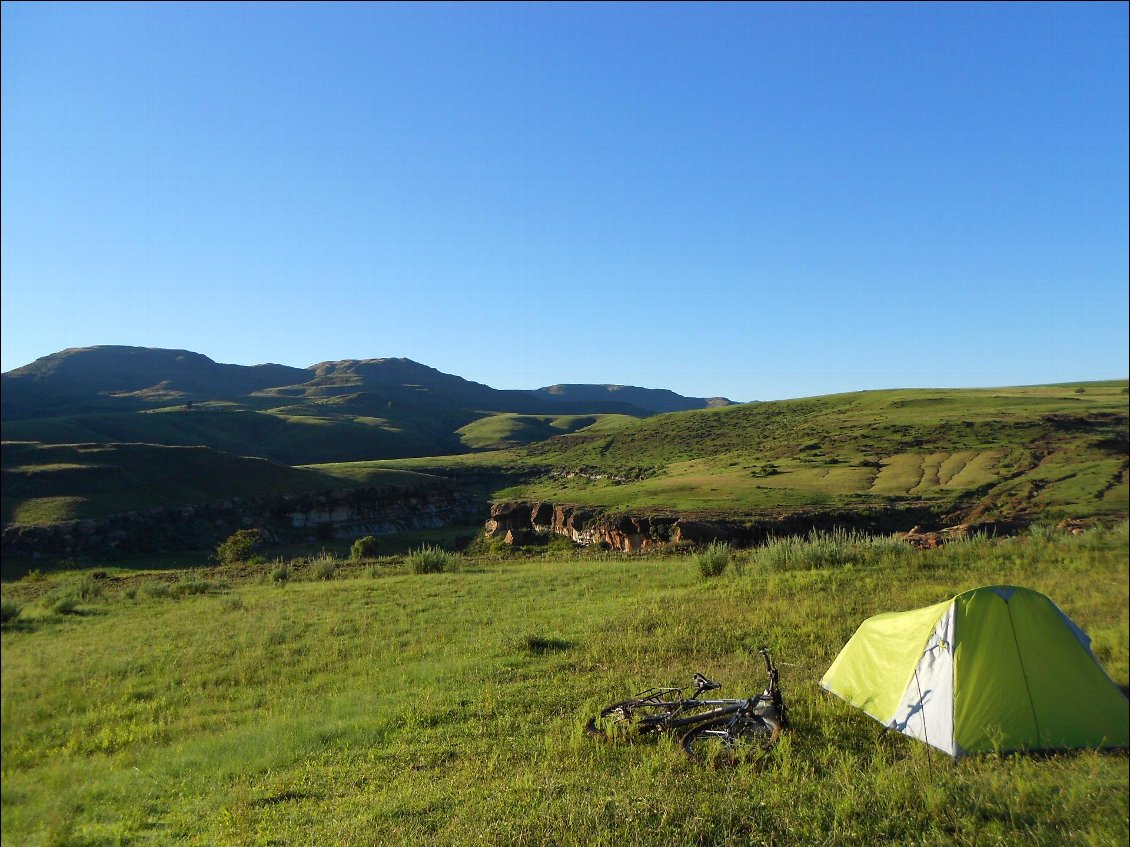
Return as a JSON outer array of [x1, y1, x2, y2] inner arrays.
[[680, 715, 782, 765], [583, 699, 675, 738]]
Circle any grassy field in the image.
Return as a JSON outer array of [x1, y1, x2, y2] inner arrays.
[[2, 524, 1126, 846]]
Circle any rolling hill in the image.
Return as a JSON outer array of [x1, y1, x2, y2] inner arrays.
[[338, 381, 1129, 528], [2, 346, 1125, 549]]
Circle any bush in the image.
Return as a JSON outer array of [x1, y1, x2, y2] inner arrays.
[[71, 573, 104, 601], [141, 581, 172, 599], [50, 594, 80, 615], [215, 529, 263, 566], [271, 564, 290, 583], [174, 573, 213, 596], [310, 557, 337, 581], [221, 594, 246, 612], [406, 545, 460, 574], [350, 535, 381, 561], [693, 542, 731, 578], [1, 598, 22, 626], [365, 558, 397, 578]]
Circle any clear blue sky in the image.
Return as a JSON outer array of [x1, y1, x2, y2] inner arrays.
[[2, 2, 1127, 401]]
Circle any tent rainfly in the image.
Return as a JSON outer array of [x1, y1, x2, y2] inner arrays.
[[820, 585, 1129, 758]]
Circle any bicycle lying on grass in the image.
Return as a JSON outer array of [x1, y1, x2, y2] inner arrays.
[[585, 647, 788, 765]]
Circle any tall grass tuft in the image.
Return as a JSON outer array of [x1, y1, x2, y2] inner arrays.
[[1, 597, 22, 626], [751, 528, 910, 572], [693, 542, 731, 578], [309, 551, 338, 581], [175, 573, 214, 596], [1028, 523, 1059, 543], [406, 545, 461, 574]]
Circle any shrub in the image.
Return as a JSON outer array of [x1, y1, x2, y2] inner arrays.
[[71, 573, 104, 601], [221, 594, 246, 612], [406, 545, 460, 574], [174, 574, 213, 596], [50, 594, 79, 615], [1, 598, 22, 626], [350, 535, 381, 561], [271, 564, 290, 583], [141, 581, 172, 599], [215, 529, 263, 566], [694, 542, 731, 578], [310, 557, 337, 581]]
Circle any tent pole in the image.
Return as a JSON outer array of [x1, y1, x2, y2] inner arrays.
[[914, 668, 933, 782]]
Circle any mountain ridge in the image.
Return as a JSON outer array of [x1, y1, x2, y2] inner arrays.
[[2, 346, 733, 419]]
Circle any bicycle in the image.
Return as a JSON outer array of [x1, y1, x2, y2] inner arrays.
[[585, 647, 788, 765]]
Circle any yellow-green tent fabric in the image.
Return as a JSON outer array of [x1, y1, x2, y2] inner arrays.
[[821, 586, 1129, 757]]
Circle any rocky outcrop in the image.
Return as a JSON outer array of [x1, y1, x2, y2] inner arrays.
[[3, 487, 485, 559], [484, 499, 1007, 552], [899, 524, 971, 549], [485, 501, 676, 551]]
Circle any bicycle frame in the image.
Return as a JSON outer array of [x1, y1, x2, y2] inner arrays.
[[608, 647, 785, 733]]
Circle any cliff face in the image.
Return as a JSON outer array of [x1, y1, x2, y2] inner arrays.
[[2, 487, 485, 560], [485, 501, 675, 551], [483, 500, 967, 552]]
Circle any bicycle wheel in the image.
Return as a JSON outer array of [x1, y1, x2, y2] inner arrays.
[[680, 715, 782, 765], [584, 699, 675, 738]]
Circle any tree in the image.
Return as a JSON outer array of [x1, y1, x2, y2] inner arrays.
[[215, 529, 262, 565]]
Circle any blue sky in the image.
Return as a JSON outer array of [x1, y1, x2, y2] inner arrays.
[[2, 2, 1127, 401]]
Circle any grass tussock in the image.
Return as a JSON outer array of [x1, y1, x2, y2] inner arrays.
[[693, 541, 732, 578], [405, 544, 462, 574]]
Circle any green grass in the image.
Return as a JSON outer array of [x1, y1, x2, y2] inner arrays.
[[2, 525, 1126, 846]]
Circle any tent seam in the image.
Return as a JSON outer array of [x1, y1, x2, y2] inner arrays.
[[1004, 598, 1043, 748]]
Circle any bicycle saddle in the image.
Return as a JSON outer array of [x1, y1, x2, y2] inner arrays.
[[693, 673, 722, 691]]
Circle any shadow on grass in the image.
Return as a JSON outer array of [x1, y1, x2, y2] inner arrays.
[[523, 636, 575, 655], [249, 791, 322, 807]]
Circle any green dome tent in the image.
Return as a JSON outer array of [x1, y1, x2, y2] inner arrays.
[[820, 585, 1129, 757]]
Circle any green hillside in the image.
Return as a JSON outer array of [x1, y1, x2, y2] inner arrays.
[[348, 382, 1129, 525], [1, 403, 475, 465], [4, 380, 1126, 537], [456, 413, 636, 450], [1, 442, 443, 526]]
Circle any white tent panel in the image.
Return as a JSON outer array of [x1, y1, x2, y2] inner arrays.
[[888, 604, 957, 756]]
